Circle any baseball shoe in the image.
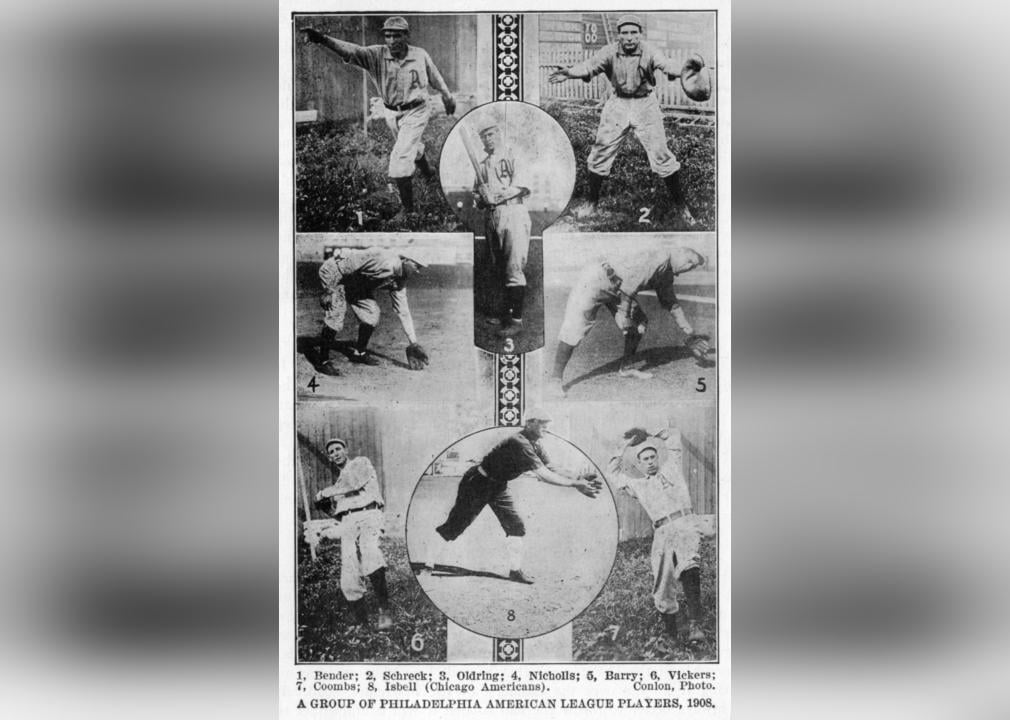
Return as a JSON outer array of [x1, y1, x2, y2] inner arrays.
[[349, 350, 380, 366], [482, 315, 503, 326], [687, 619, 705, 643], [508, 570, 534, 585], [676, 205, 698, 229], [573, 200, 597, 220], [317, 359, 341, 376], [618, 367, 654, 380], [416, 562, 435, 576], [375, 607, 394, 631], [498, 318, 524, 337], [546, 378, 566, 400]]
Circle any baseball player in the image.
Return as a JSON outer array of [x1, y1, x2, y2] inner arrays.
[[547, 246, 710, 398], [608, 427, 715, 642], [313, 247, 430, 375], [473, 122, 533, 337], [419, 408, 602, 584], [301, 17, 457, 218], [548, 15, 699, 226], [304, 438, 393, 629]]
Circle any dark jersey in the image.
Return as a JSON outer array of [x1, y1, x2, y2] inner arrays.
[[480, 430, 550, 482]]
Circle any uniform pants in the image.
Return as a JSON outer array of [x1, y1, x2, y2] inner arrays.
[[339, 509, 386, 602], [436, 466, 526, 541], [388, 102, 431, 178], [558, 264, 642, 346], [650, 515, 713, 614], [587, 94, 681, 178], [485, 205, 531, 287]]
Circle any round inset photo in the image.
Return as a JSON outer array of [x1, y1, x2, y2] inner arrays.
[[439, 101, 576, 236], [406, 413, 618, 639]]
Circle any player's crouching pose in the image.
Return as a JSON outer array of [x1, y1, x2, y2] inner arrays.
[[548, 15, 705, 226], [419, 408, 602, 584], [547, 246, 710, 399], [609, 427, 716, 643], [313, 247, 429, 375], [300, 17, 456, 219], [304, 438, 393, 630]]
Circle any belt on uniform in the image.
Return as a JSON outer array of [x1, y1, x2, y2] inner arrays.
[[653, 509, 692, 529], [491, 196, 524, 207], [476, 465, 490, 478], [385, 98, 425, 112], [615, 90, 652, 99], [334, 500, 383, 522]]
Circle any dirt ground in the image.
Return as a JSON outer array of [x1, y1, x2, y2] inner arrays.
[[406, 469, 618, 639], [542, 282, 718, 402], [295, 265, 476, 403], [573, 535, 718, 662], [473, 238, 545, 355]]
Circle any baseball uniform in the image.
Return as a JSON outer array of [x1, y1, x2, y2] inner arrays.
[[318, 248, 418, 343], [475, 146, 532, 288], [558, 247, 702, 347], [567, 41, 681, 178], [315, 39, 451, 179], [609, 431, 715, 615], [436, 429, 550, 541], [316, 456, 387, 602]]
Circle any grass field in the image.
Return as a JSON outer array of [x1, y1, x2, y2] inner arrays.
[[573, 535, 718, 662], [296, 115, 462, 233], [297, 537, 446, 662], [543, 100, 716, 233]]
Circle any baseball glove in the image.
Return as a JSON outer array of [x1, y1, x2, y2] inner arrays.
[[442, 95, 457, 116], [405, 343, 430, 370], [575, 471, 604, 499], [623, 427, 650, 446], [319, 292, 334, 310], [314, 494, 335, 516], [301, 27, 325, 45], [680, 53, 712, 102], [686, 333, 713, 362]]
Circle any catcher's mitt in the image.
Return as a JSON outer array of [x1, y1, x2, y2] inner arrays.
[[680, 53, 712, 102], [623, 427, 650, 446], [686, 333, 715, 366], [405, 342, 430, 371]]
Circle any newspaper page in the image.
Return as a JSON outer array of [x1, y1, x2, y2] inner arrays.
[[280, 2, 730, 717]]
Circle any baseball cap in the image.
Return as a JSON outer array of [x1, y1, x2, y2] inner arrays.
[[524, 407, 553, 423], [382, 16, 409, 32], [478, 122, 500, 136], [634, 438, 659, 458], [325, 438, 346, 451], [616, 14, 643, 31], [400, 254, 427, 269]]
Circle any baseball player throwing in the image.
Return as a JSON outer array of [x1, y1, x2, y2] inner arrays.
[[419, 408, 602, 584], [608, 427, 715, 642], [547, 246, 710, 398], [472, 121, 532, 337], [548, 14, 702, 226], [304, 438, 393, 630], [313, 247, 429, 375], [301, 17, 456, 218]]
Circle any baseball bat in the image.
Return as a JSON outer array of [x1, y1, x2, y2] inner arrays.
[[459, 128, 492, 205]]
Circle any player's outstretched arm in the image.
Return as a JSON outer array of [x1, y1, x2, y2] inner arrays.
[[300, 27, 375, 71], [534, 466, 602, 498], [424, 52, 456, 115]]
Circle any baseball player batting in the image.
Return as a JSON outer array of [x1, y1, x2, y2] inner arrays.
[[548, 246, 711, 398], [419, 408, 603, 584], [303, 438, 393, 630], [548, 14, 708, 227], [471, 120, 533, 337], [314, 247, 429, 375], [608, 427, 715, 643], [301, 17, 457, 219]]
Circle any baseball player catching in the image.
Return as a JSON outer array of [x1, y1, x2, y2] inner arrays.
[[547, 246, 711, 398], [608, 427, 715, 643], [300, 17, 457, 219], [313, 247, 429, 375], [303, 438, 393, 630], [471, 120, 533, 337], [418, 408, 603, 584], [548, 14, 707, 227]]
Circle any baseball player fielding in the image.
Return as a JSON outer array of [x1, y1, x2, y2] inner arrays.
[[548, 14, 706, 227], [547, 245, 712, 399], [301, 17, 456, 220]]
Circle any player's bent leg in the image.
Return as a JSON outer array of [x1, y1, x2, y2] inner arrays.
[[618, 328, 653, 380], [349, 324, 380, 365], [315, 326, 342, 376], [505, 536, 533, 584]]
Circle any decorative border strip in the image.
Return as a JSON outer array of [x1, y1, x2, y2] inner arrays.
[[494, 14, 522, 101], [496, 354, 523, 427]]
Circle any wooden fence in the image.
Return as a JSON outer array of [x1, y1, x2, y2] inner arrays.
[[539, 47, 716, 114]]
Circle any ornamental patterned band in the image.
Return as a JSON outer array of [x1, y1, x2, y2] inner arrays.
[[493, 637, 523, 663], [494, 14, 522, 101], [496, 354, 523, 427]]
